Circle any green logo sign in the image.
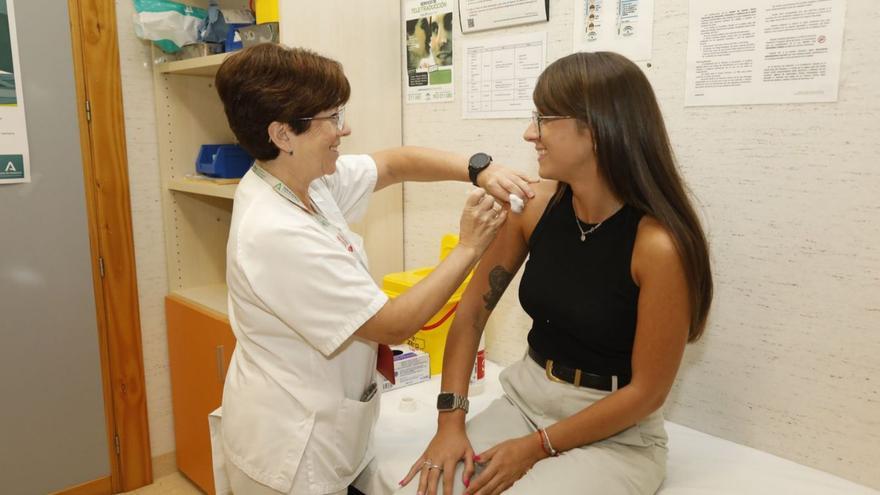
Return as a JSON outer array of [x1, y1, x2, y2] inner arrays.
[[0, 154, 24, 179]]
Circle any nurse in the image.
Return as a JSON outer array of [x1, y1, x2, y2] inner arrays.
[[213, 43, 537, 495]]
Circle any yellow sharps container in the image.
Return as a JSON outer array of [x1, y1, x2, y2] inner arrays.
[[382, 235, 470, 375]]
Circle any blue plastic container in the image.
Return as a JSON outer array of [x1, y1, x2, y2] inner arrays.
[[224, 23, 254, 52], [195, 144, 253, 178]]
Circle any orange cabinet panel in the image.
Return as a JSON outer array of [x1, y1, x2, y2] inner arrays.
[[166, 295, 236, 495]]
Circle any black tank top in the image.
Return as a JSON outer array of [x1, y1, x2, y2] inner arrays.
[[519, 185, 644, 378]]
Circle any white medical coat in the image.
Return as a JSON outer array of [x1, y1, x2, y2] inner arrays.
[[221, 154, 388, 494]]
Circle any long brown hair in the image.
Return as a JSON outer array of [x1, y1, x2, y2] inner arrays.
[[535, 52, 713, 341]]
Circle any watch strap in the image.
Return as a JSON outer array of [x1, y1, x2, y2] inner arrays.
[[437, 392, 470, 413]]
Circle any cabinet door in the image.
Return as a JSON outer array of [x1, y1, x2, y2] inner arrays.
[[166, 295, 235, 494]]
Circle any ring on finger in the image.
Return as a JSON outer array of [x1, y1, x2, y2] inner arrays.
[[427, 463, 443, 472]]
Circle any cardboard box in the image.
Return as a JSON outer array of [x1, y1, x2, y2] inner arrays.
[[379, 345, 431, 392]]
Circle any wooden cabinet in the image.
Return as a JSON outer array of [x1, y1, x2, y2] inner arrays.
[[153, 1, 403, 490], [166, 292, 235, 494]]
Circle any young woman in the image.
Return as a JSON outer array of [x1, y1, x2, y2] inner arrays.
[[400, 51, 713, 495]]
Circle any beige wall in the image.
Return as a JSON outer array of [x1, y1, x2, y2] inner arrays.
[[403, 0, 880, 489]]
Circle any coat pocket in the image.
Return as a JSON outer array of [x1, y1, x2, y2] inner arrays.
[[332, 389, 381, 477]]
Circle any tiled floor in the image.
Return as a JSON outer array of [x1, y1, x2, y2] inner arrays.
[[121, 472, 202, 495]]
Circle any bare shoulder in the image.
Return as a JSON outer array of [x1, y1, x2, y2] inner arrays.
[[632, 215, 685, 286], [516, 180, 557, 240]]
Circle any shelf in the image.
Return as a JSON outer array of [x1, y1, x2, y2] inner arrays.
[[168, 178, 237, 199], [171, 284, 229, 317], [155, 52, 231, 77]]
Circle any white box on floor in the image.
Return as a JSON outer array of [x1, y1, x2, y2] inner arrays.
[[379, 345, 431, 392]]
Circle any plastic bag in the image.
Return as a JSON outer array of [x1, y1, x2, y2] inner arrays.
[[200, 3, 255, 45], [132, 0, 207, 53]]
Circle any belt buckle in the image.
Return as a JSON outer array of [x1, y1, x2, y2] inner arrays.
[[545, 359, 582, 387]]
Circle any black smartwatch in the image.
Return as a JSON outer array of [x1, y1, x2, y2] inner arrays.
[[437, 392, 469, 413], [468, 152, 493, 186]]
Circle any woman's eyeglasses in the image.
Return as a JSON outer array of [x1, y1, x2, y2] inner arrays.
[[531, 110, 573, 138], [295, 107, 346, 131]]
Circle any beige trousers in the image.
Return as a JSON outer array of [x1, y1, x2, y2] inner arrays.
[[397, 356, 668, 495]]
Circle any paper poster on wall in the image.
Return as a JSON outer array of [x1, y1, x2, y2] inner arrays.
[[0, 0, 29, 184], [463, 31, 547, 119], [572, 0, 654, 62], [685, 0, 845, 107], [405, 0, 454, 104], [459, 0, 549, 33]]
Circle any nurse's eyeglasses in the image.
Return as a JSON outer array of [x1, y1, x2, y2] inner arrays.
[[294, 107, 346, 131], [531, 110, 574, 139]]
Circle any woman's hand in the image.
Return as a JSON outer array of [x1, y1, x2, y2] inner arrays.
[[458, 188, 507, 256], [464, 434, 547, 495], [476, 164, 539, 206], [399, 423, 476, 495]]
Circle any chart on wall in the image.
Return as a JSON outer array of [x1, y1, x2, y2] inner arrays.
[[0, 0, 29, 184], [404, 0, 454, 104], [573, 0, 655, 62]]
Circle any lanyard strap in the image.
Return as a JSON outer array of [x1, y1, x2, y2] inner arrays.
[[252, 163, 369, 271]]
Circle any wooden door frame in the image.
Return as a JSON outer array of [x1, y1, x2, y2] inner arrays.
[[67, 0, 153, 492]]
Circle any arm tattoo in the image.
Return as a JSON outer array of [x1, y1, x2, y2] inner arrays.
[[482, 266, 514, 311]]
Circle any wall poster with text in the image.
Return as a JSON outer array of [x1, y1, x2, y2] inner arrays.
[[0, 0, 29, 184]]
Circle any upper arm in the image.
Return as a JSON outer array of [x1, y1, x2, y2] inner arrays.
[[629, 217, 691, 407], [370, 149, 398, 192], [456, 181, 556, 325]]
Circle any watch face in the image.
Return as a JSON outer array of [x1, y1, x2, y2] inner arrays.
[[469, 152, 491, 169], [437, 393, 456, 410]]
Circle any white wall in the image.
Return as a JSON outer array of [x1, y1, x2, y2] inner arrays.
[[403, 0, 880, 489]]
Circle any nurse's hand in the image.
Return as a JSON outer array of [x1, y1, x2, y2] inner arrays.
[[399, 422, 475, 495], [475, 163, 538, 206], [458, 188, 507, 256]]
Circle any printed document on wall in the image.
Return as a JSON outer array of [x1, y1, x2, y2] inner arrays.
[[405, 0, 454, 104], [0, 0, 30, 184], [685, 0, 845, 106], [459, 0, 549, 33], [572, 0, 654, 62], [463, 31, 547, 119]]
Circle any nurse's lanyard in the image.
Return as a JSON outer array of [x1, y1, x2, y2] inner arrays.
[[252, 163, 369, 272]]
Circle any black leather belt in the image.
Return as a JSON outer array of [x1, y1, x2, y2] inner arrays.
[[528, 347, 630, 391]]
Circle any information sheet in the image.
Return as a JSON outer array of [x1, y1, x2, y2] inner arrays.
[[572, 0, 655, 62], [685, 0, 845, 106], [405, 0, 455, 104], [462, 31, 547, 119], [459, 0, 549, 33], [0, 0, 30, 184]]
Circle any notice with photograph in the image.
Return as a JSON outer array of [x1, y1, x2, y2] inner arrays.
[[572, 0, 654, 62], [459, 0, 549, 33], [0, 0, 30, 184], [685, 0, 845, 106], [463, 31, 547, 119], [405, 0, 454, 104]]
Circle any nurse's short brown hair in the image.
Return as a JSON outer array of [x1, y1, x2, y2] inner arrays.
[[215, 43, 350, 161]]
